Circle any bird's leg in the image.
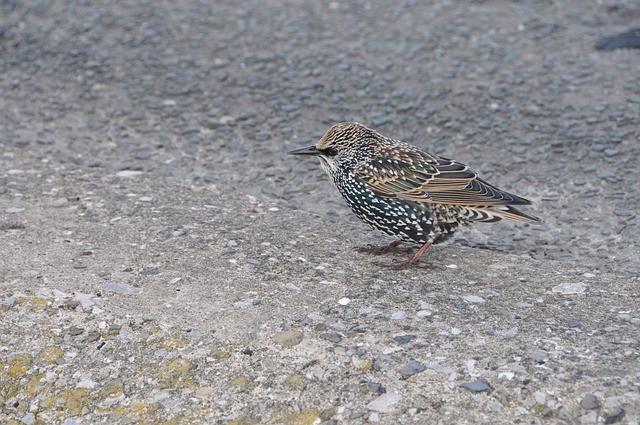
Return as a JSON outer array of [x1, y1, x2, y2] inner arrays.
[[376, 234, 442, 268], [355, 240, 412, 255]]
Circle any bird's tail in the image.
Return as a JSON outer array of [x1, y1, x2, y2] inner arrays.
[[463, 205, 542, 225]]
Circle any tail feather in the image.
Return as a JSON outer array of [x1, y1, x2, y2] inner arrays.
[[464, 205, 542, 225]]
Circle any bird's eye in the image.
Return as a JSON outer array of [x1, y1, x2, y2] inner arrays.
[[321, 147, 338, 156]]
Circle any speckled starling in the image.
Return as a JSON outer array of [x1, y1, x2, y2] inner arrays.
[[288, 122, 541, 267]]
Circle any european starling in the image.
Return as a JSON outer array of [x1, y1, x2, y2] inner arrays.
[[288, 122, 541, 267]]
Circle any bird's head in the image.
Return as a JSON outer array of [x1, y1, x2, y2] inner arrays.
[[288, 122, 376, 175]]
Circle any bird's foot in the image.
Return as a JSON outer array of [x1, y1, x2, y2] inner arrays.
[[355, 240, 411, 255], [373, 235, 441, 269]]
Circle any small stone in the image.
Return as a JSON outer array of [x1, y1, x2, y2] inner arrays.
[[338, 297, 351, 305], [390, 311, 406, 320], [459, 379, 493, 393], [531, 351, 546, 363], [195, 387, 214, 397], [579, 411, 598, 424], [102, 282, 142, 295], [463, 295, 485, 304], [272, 330, 304, 347], [6, 207, 25, 214], [399, 360, 426, 378], [77, 377, 96, 389], [393, 334, 416, 344], [363, 382, 385, 394], [51, 198, 68, 207], [67, 326, 84, 336], [21, 412, 35, 425], [116, 170, 143, 178], [320, 332, 342, 343], [366, 392, 401, 413], [552, 282, 586, 295], [580, 395, 599, 410], [604, 407, 625, 424], [558, 407, 573, 421], [285, 283, 301, 294], [85, 331, 100, 343], [140, 263, 161, 275]]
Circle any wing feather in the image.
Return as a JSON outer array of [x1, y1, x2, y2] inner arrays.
[[355, 145, 531, 206]]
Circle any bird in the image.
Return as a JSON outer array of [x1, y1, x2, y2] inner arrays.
[[288, 122, 541, 268]]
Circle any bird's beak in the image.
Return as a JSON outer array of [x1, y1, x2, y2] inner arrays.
[[287, 145, 319, 156]]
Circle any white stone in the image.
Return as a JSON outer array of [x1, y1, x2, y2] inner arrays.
[[463, 295, 485, 304], [367, 392, 401, 413], [552, 282, 586, 295], [116, 170, 143, 178]]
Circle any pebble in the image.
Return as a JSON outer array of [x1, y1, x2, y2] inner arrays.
[[399, 360, 426, 378], [102, 282, 142, 295], [530, 351, 546, 363], [338, 297, 350, 305], [579, 411, 598, 424], [21, 413, 35, 425], [195, 387, 214, 397], [74, 292, 94, 310], [604, 407, 625, 424], [393, 334, 416, 344], [320, 332, 342, 343], [51, 197, 68, 207], [580, 394, 599, 410], [77, 377, 97, 389], [459, 379, 493, 393], [272, 330, 303, 347], [463, 295, 485, 304], [552, 282, 586, 295], [116, 170, 143, 178], [390, 311, 406, 320], [6, 207, 25, 213], [367, 392, 401, 413]]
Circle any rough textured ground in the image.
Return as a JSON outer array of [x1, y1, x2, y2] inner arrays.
[[1, 0, 639, 424]]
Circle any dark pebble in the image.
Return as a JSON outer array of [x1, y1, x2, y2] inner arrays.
[[604, 407, 625, 424], [393, 334, 416, 344], [363, 382, 385, 394], [320, 332, 342, 343], [580, 394, 599, 410], [85, 331, 101, 343], [459, 379, 493, 393], [67, 326, 85, 336], [399, 360, 426, 378]]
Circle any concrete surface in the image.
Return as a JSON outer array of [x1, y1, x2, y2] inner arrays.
[[1, 1, 639, 424]]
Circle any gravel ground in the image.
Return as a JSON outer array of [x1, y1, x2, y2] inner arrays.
[[1, 0, 640, 424], [1, 163, 639, 424]]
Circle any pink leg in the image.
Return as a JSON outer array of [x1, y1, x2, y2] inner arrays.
[[355, 240, 411, 255], [376, 234, 442, 268]]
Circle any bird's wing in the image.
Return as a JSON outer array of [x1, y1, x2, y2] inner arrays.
[[354, 145, 530, 206]]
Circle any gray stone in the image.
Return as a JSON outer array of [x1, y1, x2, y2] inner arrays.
[[580, 394, 599, 410], [459, 379, 493, 393], [272, 330, 303, 347], [102, 282, 142, 295], [399, 360, 426, 378], [604, 407, 625, 424]]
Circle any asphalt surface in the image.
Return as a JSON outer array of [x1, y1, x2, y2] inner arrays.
[[1, 0, 639, 424]]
